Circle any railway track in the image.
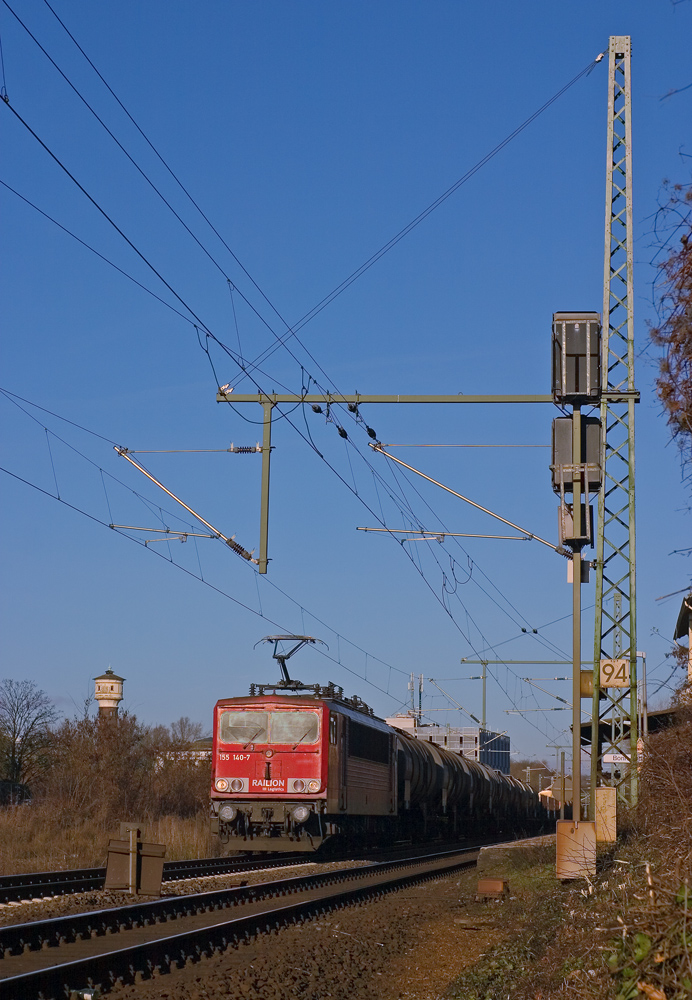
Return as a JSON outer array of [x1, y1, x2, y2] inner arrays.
[[0, 845, 480, 998], [0, 853, 306, 904]]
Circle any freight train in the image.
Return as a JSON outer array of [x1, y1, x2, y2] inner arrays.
[[210, 678, 545, 853]]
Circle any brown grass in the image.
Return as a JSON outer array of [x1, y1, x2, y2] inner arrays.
[[0, 804, 218, 874]]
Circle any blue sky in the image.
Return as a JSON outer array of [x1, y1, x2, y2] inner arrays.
[[2, 1, 690, 762]]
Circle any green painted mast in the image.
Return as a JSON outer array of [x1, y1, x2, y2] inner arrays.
[[591, 36, 638, 814]]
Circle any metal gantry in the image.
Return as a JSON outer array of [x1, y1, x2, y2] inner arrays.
[[591, 36, 638, 813]]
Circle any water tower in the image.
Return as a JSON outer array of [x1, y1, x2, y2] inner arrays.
[[94, 667, 125, 718]]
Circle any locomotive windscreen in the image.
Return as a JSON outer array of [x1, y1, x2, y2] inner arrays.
[[348, 720, 390, 764], [219, 710, 320, 745]]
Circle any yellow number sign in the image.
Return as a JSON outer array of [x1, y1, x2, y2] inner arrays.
[[599, 658, 630, 688]]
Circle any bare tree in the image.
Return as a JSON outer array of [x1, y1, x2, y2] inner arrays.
[[169, 716, 204, 746], [0, 678, 58, 785], [650, 179, 692, 491]]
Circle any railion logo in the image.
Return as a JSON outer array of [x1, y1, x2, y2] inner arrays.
[[251, 778, 285, 789]]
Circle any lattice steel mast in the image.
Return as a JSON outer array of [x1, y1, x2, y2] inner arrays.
[[591, 35, 638, 812]]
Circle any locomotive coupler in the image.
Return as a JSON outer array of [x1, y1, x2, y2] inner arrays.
[[260, 807, 274, 836]]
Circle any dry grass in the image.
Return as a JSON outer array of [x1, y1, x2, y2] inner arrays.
[[143, 813, 218, 863], [593, 701, 692, 1000], [0, 803, 217, 874]]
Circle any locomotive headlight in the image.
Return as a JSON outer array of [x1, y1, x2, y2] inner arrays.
[[291, 805, 310, 824], [215, 777, 229, 792], [292, 778, 306, 793], [229, 778, 244, 792], [219, 804, 236, 822], [307, 780, 321, 793]]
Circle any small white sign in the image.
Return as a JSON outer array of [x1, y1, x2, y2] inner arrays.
[[604, 750, 643, 764]]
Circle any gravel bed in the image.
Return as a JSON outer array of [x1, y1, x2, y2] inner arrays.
[[0, 860, 374, 928], [108, 866, 510, 1000]]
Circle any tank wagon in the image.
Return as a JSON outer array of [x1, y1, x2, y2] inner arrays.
[[210, 681, 544, 853]]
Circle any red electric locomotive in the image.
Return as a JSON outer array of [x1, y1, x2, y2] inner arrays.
[[211, 682, 396, 852]]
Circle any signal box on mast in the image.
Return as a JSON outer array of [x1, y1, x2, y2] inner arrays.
[[552, 312, 601, 403]]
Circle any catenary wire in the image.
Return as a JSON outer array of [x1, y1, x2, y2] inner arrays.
[[0, 384, 119, 445], [341, 427, 570, 730], [2, 123, 369, 459], [0, 391, 203, 533], [39, 0, 304, 339], [369, 446, 574, 660], [2, 98, 220, 338], [2, 0, 308, 369], [1, 174, 307, 416], [3, 46, 582, 730], [0, 24, 572, 539], [1, 171, 327, 436], [0, 23, 7, 98], [350, 436, 571, 660]]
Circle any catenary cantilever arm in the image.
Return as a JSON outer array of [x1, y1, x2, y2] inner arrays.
[[114, 446, 258, 564], [369, 443, 564, 556]]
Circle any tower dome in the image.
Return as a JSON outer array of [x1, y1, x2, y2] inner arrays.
[[93, 667, 125, 718]]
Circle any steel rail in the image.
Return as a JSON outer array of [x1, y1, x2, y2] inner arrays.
[[0, 847, 479, 998], [0, 854, 306, 904]]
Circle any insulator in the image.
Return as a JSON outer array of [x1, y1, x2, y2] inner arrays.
[[366, 426, 377, 440], [230, 445, 260, 454], [347, 403, 358, 413], [311, 404, 323, 414], [337, 426, 348, 439], [226, 538, 253, 561]]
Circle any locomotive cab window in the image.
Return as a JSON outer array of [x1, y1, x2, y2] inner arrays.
[[218, 710, 319, 745], [219, 711, 268, 744], [270, 711, 319, 745]]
